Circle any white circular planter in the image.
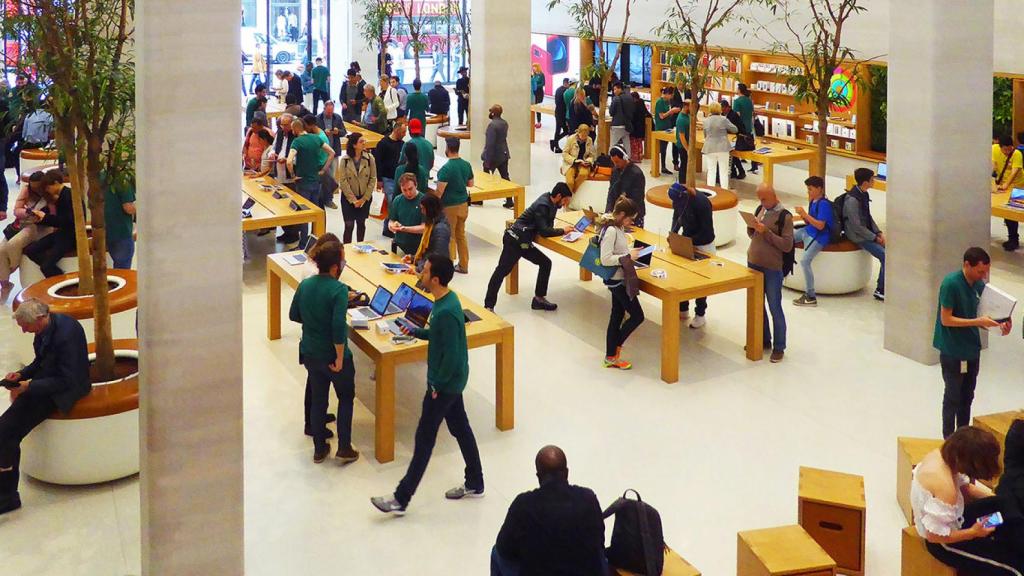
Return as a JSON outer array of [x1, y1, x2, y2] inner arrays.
[[783, 244, 873, 295]]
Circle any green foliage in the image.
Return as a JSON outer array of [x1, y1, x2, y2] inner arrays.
[[357, 0, 397, 53], [993, 77, 1014, 140], [868, 64, 886, 153]]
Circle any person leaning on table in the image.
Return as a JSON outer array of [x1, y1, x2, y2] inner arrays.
[[599, 198, 646, 371], [562, 125, 597, 193], [747, 183, 793, 364], [403, 194, 451, 274], [669, 182, 715, 329], [387, 173, 425, 256], [993, 135, 1024, 251]]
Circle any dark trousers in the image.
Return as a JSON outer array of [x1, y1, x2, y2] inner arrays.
[[940, 354, 980, 439], [484, 233, 552, 309], [927, 497, 1024, 576], [730, 156, 746, 179], [671, 142, 681, 167], [394, 388, 484, 507], [0, 390, 56, 497], [312, 89, 330, 116], [283, 179, 320, 244], [551, 115, 568, 147], [24, 233, 75, 278], [486, 162, 512, 206], [303, 355, 355, 452], [680, 298, 708, 316], [457, 98, 469, 126], [606, 283, 645, 357], [676, 147, 689, 183], [1006, 220, 1019, 242]]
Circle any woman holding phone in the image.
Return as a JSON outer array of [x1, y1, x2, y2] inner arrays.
[[598, 197, 645, 370], [911, 426, 1024, 574]]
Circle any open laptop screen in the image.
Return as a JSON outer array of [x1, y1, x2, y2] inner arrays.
[[405, 291, 434, 328], [369, 286, 394, 316], [391, 283, 416, 312]]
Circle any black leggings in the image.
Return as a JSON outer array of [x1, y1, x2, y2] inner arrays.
[[927, 496, 1024, 576], [606, 283, 644, 357], [484, 233, 551, 309], [343, 219, 367, 244]]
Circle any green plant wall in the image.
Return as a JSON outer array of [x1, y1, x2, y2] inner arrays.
[[868, 65, 886, 153], [993, 77, 1014, 139]]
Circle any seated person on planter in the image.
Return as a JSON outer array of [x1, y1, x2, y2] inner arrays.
[[0, 299, 90, 515], [843, 167, 885, 302], [996, 419, 1024, 551], [792, 176, 834, 308], [23, 170, 77, 279], [0, 171, 48, 291]]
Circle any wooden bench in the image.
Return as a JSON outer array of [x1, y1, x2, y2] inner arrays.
[[613, 546, 701, 576], [20, 339, 140, 485], [896, 437, 944, 525], [737, 525, 836, 576], [973, 410, 1024, 488], [646, 184, 740, 246], [901, 526, 958, 576], [782, 227, 873, 295], [798, 467, 866, 576]]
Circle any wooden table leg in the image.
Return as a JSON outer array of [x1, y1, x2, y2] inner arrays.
[[267, 267, 281, 340], [495, 327, 515, 431], [746, 276, 765, 361], [530, 110, 536, 144], [579, 267, 593, 282], [514, 187, 525, 217], [651, 138, 661, 178], [763, 161, 775, 187], [505, 261, 519, 295], [313, 214, 326, 237], [660, 296, 681, 384], [375, 359, 396, 463]]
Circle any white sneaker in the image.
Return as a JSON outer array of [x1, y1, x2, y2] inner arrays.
[[679, 309, 690, 319], [689, 315, 706, 329]]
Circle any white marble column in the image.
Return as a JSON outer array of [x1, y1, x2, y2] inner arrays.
[[136, 1, 244, 574], [884, 0, 994, 364], [470, 0, 532, 183]]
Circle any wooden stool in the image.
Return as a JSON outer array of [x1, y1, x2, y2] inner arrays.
[[973, 410, 1024, 488], [798, 467, 866, 576], [737, 525, 836, 576], [901, 526, 957, 576], [613, 546, 701, 576], [897, 437, 944, 525]]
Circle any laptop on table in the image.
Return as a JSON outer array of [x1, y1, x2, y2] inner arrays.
[[632, 240, 656, 269], [284, 234, 318, 265], [350, 285, 403, 322], [562, 215, 592, 242], [385, 290, 434, 336], [667, 233, 709, 261]]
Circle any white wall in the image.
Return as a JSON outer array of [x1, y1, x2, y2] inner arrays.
[[532, 0, 1022, 75]]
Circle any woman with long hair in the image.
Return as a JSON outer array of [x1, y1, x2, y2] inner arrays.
[[598, 197, 645, 370], [394, 142, 429, 194], [337, 133, 377, 243], [404, 194, 450, 273]]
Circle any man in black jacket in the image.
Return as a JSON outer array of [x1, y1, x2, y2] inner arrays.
[[605, 146, 646, 227], [285, 71, 304, 107], [484, 183, 575, 312], [492, 445, 606, 576], [23, 171, 77, 277], [550, 78, 571, 154], [669, 182, 716, 328], [721, 100, 746, 180], [338, 69, 366, 123], [316, 101, 346, 159], [428, 80, 451, 118], [455, 67, 470, 126], [374, 119, 408, 238], [1, 299, 90, 514]]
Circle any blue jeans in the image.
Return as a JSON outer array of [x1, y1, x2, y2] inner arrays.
[[107, 236, 135, 270], [749, 263, 786, 352], [857, 240, 885, 293], [793, 228, 824, 298]]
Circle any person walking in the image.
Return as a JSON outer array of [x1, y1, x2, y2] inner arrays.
[[339, 69, 366, 123], [285, 118, 336, 248], [934, 247, 1012, 439], [310, 57, 331, 116], [747, 183, 793, 363], [484, 183, 574, 312], [628, 91, 649, 163], [455, 67, 470, 126], [669, 182, 715, 328], [608, 82, 634, 151], [702, 101, 738, 189], [406, 79, 430, 131], [792, 176, 834, 308], [436, 138, 474, 274], [288, 240, 360, 464], [734, 83, 759, 174], [550, 78, 571, 153], [600, 198, 645, 370], [337, 133, 377, 244], [531, 64, 545, 128], [371, 255, 483, 515], [249, 45, 267, 95], [481, 104, 512, 208]]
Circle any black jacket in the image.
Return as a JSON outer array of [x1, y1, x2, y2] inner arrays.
[[339, 80, 366, 121], [286, 75, 303, 104], [455, 77, 470, 102], [428, 86, 451, 116], [725, 108, 748, 135], [630, 98, 649, 139], [509, 193, 563, 244], [316, 112, 346, 156], [373, 134, 405, 182], [569, 101, 593, 133], [606, 163, 646, 222], [39, 186, 78, 248], [20, 313, 90, 414], [671, 190, 716, 247], [553, 86, 568, 116], [495, 480, 606, 576], [997, 419, 1024, 548]]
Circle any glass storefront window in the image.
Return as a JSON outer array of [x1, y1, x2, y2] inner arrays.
[[241, 0, 330, 96], [386, 0, 468, 86]]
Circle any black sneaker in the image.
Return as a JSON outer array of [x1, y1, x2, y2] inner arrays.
[[531, 297, 557, 311], [662, 167, 673, 176], [873, 290, 885, 301], [336, 445, 360, 464], [304, 428, 334, 439], [1004, 239, 1020, 252], [793, 294, 818, 307], [0, 492, 21, 516]]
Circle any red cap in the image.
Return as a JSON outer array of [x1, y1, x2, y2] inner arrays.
[[409, 118, 423, 135]]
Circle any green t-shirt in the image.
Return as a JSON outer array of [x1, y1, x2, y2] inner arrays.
[[311, 65, 330, 92], [395, 163, 429, 194], [563, 87, 576, 119], [400, 136, 435, 174], [288, 275, 352, 361], [245, 97, 260, 126], [437, 157, 474, 207], [411, 290, 468, 394], [406, 91, 429, 127], [933, 271, 985, 360], [732, 94, 754, 134], [390, 191, 424, 254], [675, 112, 691, 149], [291, 133, 324, 182], [104, 181, 136, 243], [653, 98, 674, 131], [315, 130, 330, 165]]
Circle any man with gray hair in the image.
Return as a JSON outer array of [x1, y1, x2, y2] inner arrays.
[[0, 299, 90, 515]]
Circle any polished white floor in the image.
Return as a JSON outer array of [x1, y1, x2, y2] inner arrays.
[[2, 123, 1024, 576]]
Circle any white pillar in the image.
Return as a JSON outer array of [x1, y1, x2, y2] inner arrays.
[[137, 1, 244, 574], [884, 0, 994, 364], [470, 0, 532, 182]]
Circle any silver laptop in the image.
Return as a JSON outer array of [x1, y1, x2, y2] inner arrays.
[[350, 286, 401, 322]]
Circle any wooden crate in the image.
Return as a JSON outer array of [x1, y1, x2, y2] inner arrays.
[[613, 546, 701, 576], [798, 467, 866, 576], [896, 437, 943, 525], [901, 526, 957, 576], [737, 525, 836, 576]]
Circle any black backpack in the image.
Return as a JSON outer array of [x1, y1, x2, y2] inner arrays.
[[603, 490, 665, 575], [755, 205, 796, 276], [831, 191, 849, 242]]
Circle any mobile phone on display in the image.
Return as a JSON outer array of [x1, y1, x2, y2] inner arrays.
[[981, 512, 1004, 529]]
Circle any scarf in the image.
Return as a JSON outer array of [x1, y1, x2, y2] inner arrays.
[[413, 219, 435, 265]]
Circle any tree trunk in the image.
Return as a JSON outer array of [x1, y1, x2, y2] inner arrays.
[[85, 138, 114, 381], [686, 79, 701, 188], [413, 38, 420, 80], [596, 74, 610, 153], [55, 123, 94, 293], [378, 38, 386, 76], [814, 99, 829, 177]]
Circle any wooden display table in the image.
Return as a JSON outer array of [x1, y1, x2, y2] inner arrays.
[[468, 170, 527, 217], [651, 129, 816, 188], [973, 409, 1024, 488], [646, 184, 739, 246], [614, 547, 701, 576], [798, 467, 866, 576], [342, 122, 384, 149], [529, 103, 556, 144], [896, 437, 944, 525], [901, 526, 957, 576], [737, 525, 836, 576], [505, 211, 765, 383], [265, 247, 515, 463], [242, 176, 326, 237], [850, 176, 1024, 226], [438, 126, 471, 140]]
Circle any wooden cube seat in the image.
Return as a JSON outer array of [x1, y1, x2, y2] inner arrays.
[[798, 467, 866, 576], [737, 525, 836, 576], [896, 437, 944, 525], [613, 546, 701, 576]]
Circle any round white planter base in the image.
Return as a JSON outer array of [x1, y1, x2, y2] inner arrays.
[[783, 246, 873, 295]]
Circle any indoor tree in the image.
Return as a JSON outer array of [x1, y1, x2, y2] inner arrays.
[[655, 0, 764, 188], [546, 0, 640, 152], [357, 0, 397, 79], [2, 0, 135, 380], [395, 0, 428, 80], [760, 0, 876, 176]]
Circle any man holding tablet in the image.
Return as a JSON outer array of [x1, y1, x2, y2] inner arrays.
[[483, 183, 575, 312]]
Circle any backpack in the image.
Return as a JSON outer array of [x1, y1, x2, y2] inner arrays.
[[603, 489, 665, 575], [831, 192, 849, 240], [755, 205, 795, 276]]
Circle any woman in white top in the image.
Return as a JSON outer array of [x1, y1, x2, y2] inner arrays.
[[598, 197, 645, 370], [911, 426, 1023, 575], [702, 101, 738, 190]]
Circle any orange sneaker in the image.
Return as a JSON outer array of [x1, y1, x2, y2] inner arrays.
[[604, 356, 633, 370]]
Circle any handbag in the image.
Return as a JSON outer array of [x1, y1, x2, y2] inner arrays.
[[619, 255, 640, 300], [2, 221, 20, 240], [735, 133, 756, 152], [347, 291, 370, 309], [579, 228, 620, 281]]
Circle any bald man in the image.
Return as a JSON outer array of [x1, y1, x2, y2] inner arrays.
[[492, 445, 606, 576], [747, 183, 794, 363]]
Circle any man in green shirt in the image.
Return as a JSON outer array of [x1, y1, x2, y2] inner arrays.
[[310, 57, 330, 116], [400, 118, 435, 174], [653, 87, 681, 175], [288, 240, 359, 464], [104, 178, 136, 270], [733, 84, 759, 174], [674, 101, 691, 184], [933, 247, 1012, 438], [406, 78, 430, 129], [387, 173, 425, 255], [436, 138, 474, 273], [371, 254, 482, 515], [246, 85, 267, 127], [285, 118, 336, 247], [302, 114, 337, 209]]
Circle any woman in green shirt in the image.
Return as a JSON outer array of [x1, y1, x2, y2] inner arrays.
[[394, 144, 429, 194]]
